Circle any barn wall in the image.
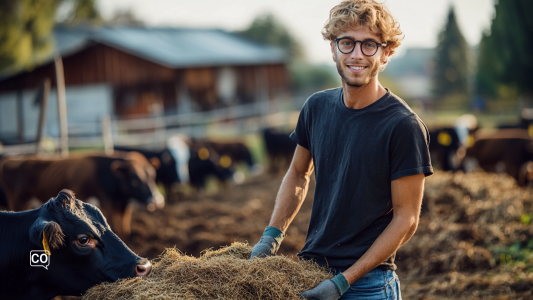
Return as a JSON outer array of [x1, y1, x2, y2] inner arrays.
[[0, 84, 112, 144], [0, 43, 176, 92]]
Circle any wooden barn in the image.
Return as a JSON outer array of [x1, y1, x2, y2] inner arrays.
[[0, 26, 289, 145]]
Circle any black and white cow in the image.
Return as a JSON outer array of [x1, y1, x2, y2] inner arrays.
[[0, 189, 151, 300]]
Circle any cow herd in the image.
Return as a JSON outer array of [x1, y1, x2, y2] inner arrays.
[[428, 113, 533, 187], [9, 116, 533, 299], [0, 128, 297, 299]]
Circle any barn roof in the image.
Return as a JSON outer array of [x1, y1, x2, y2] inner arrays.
[[53, 26, 287, 68]]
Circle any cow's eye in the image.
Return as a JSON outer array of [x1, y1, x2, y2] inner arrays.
[[78, 237, 90, 245]]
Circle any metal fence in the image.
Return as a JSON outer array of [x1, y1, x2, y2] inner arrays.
[[0, 97, 306, 155]]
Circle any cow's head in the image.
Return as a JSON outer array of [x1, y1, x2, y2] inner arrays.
[[158, 149, 180, 184], [28, 189, 150, 296], [111, 151, 165, 211]]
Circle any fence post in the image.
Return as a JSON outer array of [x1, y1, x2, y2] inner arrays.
[[102, 114, 114, 155], [55, 55, 69, 157], [35, 79, 51, 154]]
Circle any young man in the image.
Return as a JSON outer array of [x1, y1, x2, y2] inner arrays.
[[249, 1, 432, 299]]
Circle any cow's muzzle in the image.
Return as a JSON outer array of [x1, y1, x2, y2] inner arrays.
[[136, 259, 152, 277], [147, 193, 165, 212]]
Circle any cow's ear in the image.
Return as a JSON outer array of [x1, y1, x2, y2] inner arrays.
[[150, 157, 161, 170], [111, 160, 129, 177], [29, 218, 66, 250]]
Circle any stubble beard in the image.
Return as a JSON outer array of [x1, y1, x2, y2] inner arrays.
[[336, 56, 380, 88]]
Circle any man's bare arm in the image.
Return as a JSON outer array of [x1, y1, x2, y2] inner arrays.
[[341, 173, 425, 284], [269, 145, 314, 233]]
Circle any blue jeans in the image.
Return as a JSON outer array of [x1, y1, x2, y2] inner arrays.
[[330, 267, 402, 300]]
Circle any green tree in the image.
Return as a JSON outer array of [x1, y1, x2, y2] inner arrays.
[[0, 0, 59, 73], [237, 13, 304, 62], [432, 6, 470, 99], [62, 0, 102, 25], [476, 0, 533, 99], [290, 64, 339, 93]]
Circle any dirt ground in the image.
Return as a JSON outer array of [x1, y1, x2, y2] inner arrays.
[[125, 171, 533, 299], [18, 170, 531, 299]]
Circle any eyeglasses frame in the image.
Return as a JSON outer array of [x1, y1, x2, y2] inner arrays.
[[335, 37, 387, 57]]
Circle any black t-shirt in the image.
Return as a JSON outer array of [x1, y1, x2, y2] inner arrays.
[[290, 87, 433, 270]]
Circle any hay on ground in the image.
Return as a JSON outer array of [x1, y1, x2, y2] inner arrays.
[[83, 242, 331, 300]]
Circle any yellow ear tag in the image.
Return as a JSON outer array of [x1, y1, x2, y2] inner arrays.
[[219, 155, 232, 168], [437, 131, 452, 146], [198, 147, 210, 160], [467, 133, 475, 148], [42, 230, 51, 255]]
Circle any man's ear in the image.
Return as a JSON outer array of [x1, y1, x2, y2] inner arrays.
[[29, 218, 66, 250], [330, 41, 337, 62], [381, 47, 391, 64]]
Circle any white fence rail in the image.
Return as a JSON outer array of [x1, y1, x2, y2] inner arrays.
[[1, 97, 306, 155]]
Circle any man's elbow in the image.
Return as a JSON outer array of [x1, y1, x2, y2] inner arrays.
[[394, 213, 418, 233]]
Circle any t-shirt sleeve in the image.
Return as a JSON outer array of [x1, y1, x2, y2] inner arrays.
[[289, 101, 311, 151], [390, 114, 433, 181]]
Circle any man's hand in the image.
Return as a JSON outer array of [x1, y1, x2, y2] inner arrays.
[[301, 273, 350, 300], [249, 226, 285, 259]]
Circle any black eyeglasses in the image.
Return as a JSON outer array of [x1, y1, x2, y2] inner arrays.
[[335, 38, 387, 56]]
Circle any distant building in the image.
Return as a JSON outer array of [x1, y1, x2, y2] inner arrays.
[[0, 26, 289, 144]]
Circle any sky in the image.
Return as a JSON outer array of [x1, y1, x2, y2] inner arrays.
[[97, 0, 495, 64]]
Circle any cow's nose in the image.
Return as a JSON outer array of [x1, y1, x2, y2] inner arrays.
[[136, 259, 152, 277], [148, 193, 165, 211]]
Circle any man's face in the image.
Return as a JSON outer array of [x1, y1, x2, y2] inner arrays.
[[330, 27, 389, 88]]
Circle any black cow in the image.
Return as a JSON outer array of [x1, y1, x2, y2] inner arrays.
[[0, 184, 7, 208], [192, 139, 255, 170], [0, 151, 164, 239], [0, 189, 151, 299], [428, 127, 462, 171], [262, 128, 297, 173], [115, 146, 180, 202], [188, 146, 234, 191]]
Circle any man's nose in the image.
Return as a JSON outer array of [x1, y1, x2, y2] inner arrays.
[[350, 43, 364, 59]]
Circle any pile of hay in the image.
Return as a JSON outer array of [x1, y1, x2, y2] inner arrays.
[[84, 242, 331, 300]]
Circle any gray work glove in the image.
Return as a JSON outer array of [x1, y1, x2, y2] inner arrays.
[[301, 273, 350, 300], [249, 226, 285, 259]]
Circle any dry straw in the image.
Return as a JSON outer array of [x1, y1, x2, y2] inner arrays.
[[84, 242, 332, 300]]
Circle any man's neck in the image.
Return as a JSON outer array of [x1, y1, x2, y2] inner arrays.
[[342, 77, 387, 109]]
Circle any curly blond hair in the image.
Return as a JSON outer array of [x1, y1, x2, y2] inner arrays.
[[322, 0, 403, 57]]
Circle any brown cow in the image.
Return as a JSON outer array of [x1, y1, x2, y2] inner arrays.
[[462, 129, 533, 186], [0, 151, 164, 238]]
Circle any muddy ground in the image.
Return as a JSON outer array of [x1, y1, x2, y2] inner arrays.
[[21, 170, 530, 299], [124, 171, 533, 299]]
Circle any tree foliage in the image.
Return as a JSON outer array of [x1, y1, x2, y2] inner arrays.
[[290, 64, 338, 93], [64, 0, 102, 25], [0, 0, 59, 73], [431, 6, 470, 99], [476, 0, 533, 98], [0, 0, 105, 73], [237, 13, 304, 62], [106, 8, 144, 27]]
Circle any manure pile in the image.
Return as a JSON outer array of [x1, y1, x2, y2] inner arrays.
[[122, 172, 533, 299], [397, 171, 533, 299], [127, 174, 313, 260], [84, 242, 331, 300]]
